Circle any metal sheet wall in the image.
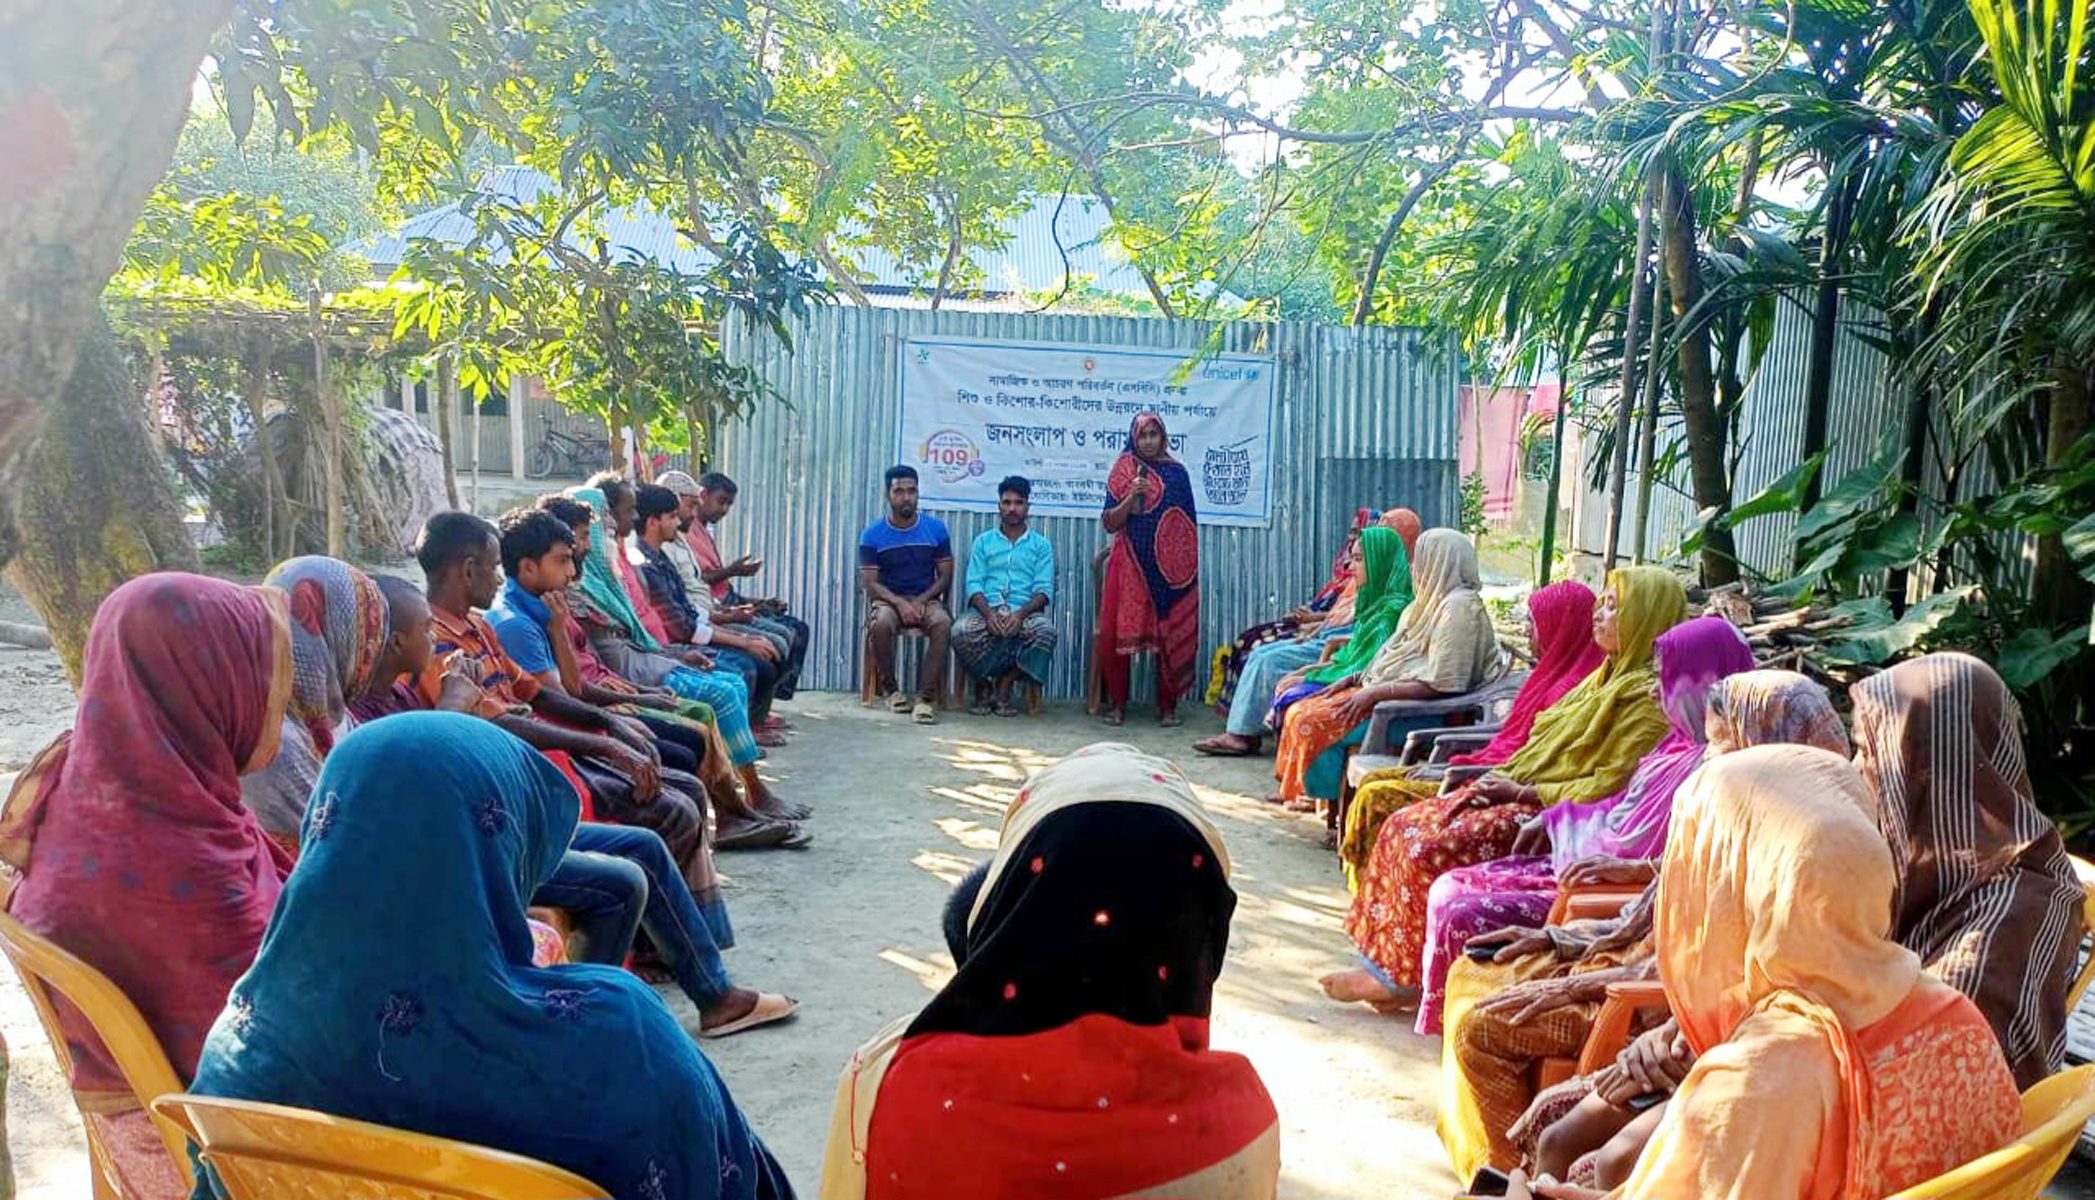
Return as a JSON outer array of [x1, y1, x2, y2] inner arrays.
[[710, 305, 1459, 698], [1568, 295, 2028, 588]]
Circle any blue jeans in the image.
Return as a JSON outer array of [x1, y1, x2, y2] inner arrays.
[[534, 824, 735, 1007], [533, 849, 645, 967], [1226, 635, 1337, 736]]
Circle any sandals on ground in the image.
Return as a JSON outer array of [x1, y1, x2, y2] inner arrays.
[[697, 992, 800, 1039], [912, 699, 939, 725]]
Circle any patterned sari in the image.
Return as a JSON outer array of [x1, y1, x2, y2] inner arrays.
[[1096, 413, 1201, 711], [239, 556, 389, 849], [1342, 567, 1682, 970], [1404, 617, 1754, 1034], [1273, 529, 1496, 806]]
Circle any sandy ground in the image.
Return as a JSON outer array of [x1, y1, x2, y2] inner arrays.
[[5, 615, 2089, 1199], [1, 677, 1456, 1200]]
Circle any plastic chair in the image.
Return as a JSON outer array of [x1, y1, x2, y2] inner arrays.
[[2065, 855, 2095, 1008], [1887, 1063, 2095, 1200], [152, 1093, 611, 1200], [1544, 883, 1647, 927], [0, 909, 191, 1199], [1334, 662, 1527, 833]]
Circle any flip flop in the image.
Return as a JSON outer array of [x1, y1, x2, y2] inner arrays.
[[758, 801, 814, 822], [913, 700, 939, 725], [1159, 712, 1184, 728], [994, 699, 1020, 718], [755, 729, 789, 749], [715, 820, 798, 851], [1193, 737, 1254, 757], [967, 698, 993, 716], [778, 825, 814, 849], [885, 691, 913, 713], [698, 992, 799, 1039]]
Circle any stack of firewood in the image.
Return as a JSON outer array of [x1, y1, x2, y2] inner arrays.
[[1696, 582, 1879, 691]]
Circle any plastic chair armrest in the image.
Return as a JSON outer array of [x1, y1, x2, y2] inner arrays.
[[1575, 980, 1672, 1076], [1437, 764, 1494, 794]]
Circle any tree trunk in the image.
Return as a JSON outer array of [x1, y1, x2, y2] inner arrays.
[[309, 290, 345, 557], [434, 356, 462, 508], [242, 339, 284, 560], [3, 315, 198, 680], [1604, 175, 1658, 568], [1658, 166, 1739, 585], [0, 0, 230, 577], [1351, 154, 1461, 328], [2032, 360, 2094, 629], [1798, 170, 1859, 525], [1632, 277, 1668, 563]]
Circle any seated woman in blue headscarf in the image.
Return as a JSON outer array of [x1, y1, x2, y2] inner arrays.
[[188, 712, 794, 1200]]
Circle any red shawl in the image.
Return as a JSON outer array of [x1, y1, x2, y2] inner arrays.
[[1096, 413, 1201, 698], [0, 573, 293, 1091], [1449, 578, 1604, 766]]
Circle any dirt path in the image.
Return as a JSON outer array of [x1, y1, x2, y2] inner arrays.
[[3, 688, 1454, 1198]]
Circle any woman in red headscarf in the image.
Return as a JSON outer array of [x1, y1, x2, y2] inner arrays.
[[1096, 413, 1201, 726], [0, 573, 295, 1198]]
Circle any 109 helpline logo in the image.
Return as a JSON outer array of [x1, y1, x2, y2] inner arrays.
[[918, 429, 985, 484]]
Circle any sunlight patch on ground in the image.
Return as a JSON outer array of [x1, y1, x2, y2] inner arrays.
[[911, 847, 982, 885], [930, 816, 1002, 851], [875, 946, 956, 993]]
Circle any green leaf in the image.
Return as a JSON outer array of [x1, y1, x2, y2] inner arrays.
[[1796, 427, 1904, 544], [1996, 626, 2087, 690], [1721, 453, 1826, 528], [1821, 586, 1979, 665], [1836, 512, 1922, 575], [2066, 511, 2095, 581]]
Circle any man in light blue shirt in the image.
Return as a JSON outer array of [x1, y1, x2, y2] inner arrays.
[[954, 475, 1058, 715]]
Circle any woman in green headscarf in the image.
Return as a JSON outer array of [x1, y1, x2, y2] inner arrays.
[[1271, 529, 1504, 813], [1195, 523, 1413, 757]]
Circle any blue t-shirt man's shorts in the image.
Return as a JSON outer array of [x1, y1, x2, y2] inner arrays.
[[859, 515, 953, 599]]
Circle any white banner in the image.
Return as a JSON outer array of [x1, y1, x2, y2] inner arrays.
[[895, 336, 1277, 527]]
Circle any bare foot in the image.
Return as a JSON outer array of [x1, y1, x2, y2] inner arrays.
[[1318, 968, 1417, 1013]]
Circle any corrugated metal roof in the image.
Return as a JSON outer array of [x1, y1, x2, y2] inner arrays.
[[350, 168, 1152, 299], [351, 167, 715, 275]]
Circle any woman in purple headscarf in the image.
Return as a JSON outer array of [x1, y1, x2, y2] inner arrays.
[[1401, 615, 1754, 1034]]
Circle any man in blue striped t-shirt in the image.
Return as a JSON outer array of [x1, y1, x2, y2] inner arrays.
[[859, 465, 953, 724]]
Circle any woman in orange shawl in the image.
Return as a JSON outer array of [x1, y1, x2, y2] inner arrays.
[[1507, 745, 2021, 1200]]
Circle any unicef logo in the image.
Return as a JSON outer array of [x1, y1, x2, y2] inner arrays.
[[920, 429, 982, 485]]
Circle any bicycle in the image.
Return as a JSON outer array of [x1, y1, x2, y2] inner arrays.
[[527, 412, 611, 479]]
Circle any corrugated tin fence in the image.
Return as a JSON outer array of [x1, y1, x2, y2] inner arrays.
[[712, 305, 1460, 700], [1563, 294, 2027, 589]]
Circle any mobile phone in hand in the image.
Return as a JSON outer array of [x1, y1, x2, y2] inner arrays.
[[1626, 1091, 1667, 1112], [1465, 941, 1501, 962], [1465, 1167, 1512, 1197]]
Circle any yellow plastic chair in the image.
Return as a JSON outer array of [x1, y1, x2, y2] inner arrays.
[[1888, 1063, 2095, 1199], [0, 909, 192, 1199], [2065, 855, 2095, 1008], [152, 1093, 610, 1200]]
